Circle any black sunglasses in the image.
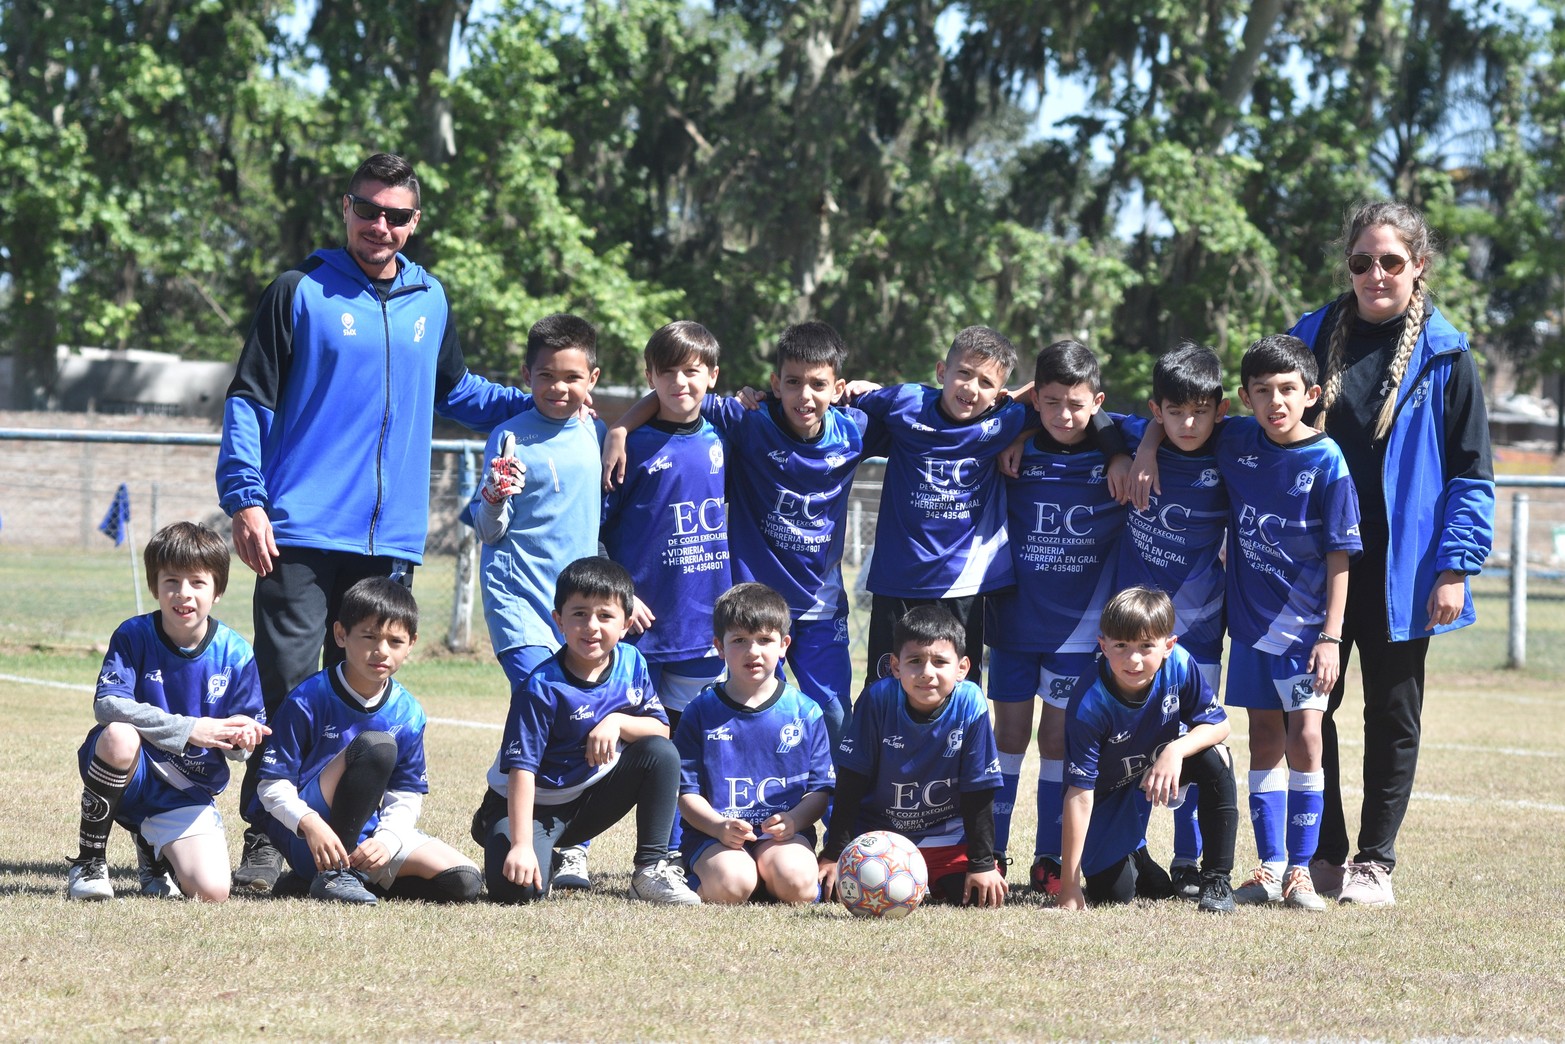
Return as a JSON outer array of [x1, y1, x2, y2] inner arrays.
[[347, 193, 417, 227], [1346, 252, 1409, 276]]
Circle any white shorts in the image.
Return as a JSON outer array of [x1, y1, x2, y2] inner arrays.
[[140, 803, 226, 859]]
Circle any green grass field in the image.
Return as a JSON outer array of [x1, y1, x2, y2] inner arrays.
[[2, 548, 1563, 1039]]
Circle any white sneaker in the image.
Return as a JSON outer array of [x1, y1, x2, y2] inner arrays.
[[135, 834, 182, 899], [628, 858, 702, 905], [1232, 863, 1283, 905], [67, 857, 114, 901], [553, 845, 590, 891], [1283, 865, 1327, 912], [1338, 861, 1396, 907]]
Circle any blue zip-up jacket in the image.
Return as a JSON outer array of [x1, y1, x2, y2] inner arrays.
[[1291, 301, 1494, 640], [217, 248, 525, 562]]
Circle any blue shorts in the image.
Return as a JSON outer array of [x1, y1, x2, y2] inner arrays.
[[649, 656, 725, 714], [987, 649, 1097, 708], [78, 727, 221, 855], [1224, 644, 1326, 712], [785, 613, 852, 714], [497, 645, 555, 690]]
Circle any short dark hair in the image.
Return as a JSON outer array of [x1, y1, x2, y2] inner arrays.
[[338, 577, 419, 638], [526, 313, 598, 370], [945, 326, 1018, 382], [1152, 342, 1224, 407], [645, 320, 720, 372], [775, 321, 847, 378], [712, 583, 792, 640], [1240, 334, 1318, 390], [144, 522, 230, 596], [347, 153, 421, 209], [893, 605, 967, 660], [554, 556, 635, 616], [1099, 586, 1176, 641], [1033, 338, 1102, 391]]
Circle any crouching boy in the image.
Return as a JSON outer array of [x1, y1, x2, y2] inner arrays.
[[675, 583, 835, 904], [818, 606, 1008, 908], [254, 578, 481, 904], [1058, 587, 1238, 912], [472, 557, 700, 904], [66, 521, 268, 902]]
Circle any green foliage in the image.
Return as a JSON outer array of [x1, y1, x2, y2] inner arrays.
[[5, 0, 1565, 406]]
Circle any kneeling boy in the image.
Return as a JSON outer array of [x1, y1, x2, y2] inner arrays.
[[66, 521, 268, 902], [675, 583, 835, 904], [818, 606, 1008, 908], [1058, 587, 1238, 912], [473, 557, 699, 904], [254, 578, 481, 905]]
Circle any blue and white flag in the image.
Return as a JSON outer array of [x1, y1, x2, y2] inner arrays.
[[99, 484, 130, 546]]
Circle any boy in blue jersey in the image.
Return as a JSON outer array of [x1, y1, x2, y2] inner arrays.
[[604, 321, 875, 746], [1218, 335, 1360, 912], [255, 579, 482, 905], [1059, 587, 1238, 913], [600, 321, 731, 727], [1118, 343, 1231, 896], [66, 522, 268, 902], [471, 313, 604, 689], [984, 339, 1128, 897], [675, 583, 835, 904], [470, 313, 604, 891], [472, 557, 699, 904], [818, 606, 1009, 908], [847, 327, 1030, 694]]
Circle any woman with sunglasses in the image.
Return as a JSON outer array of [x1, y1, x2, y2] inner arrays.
[[1288, 200, 1494, 907]]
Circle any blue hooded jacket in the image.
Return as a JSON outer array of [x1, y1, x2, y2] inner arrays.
[[218, 247, 524, 562], [1291, 302, 1494, 641]]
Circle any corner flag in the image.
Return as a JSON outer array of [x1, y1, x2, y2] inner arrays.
[[99, 484, 131, 546]]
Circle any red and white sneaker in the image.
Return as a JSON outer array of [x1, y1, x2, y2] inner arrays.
[[1030, 856, 1063, 897]]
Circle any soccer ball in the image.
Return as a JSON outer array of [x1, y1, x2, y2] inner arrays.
[[835, 830, 928, 919]]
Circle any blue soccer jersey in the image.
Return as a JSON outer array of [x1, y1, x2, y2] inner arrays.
[[601, 419, 731, 664], [856, 384, 1029, 598], [835, 677, 1002, 846], [1217, 418, 1362, 656], [255, 669, 429, 838], [94, 613, 264, 799], [985, 428, 1127, 653], [1063, 643, 1226, 875], [704, 396, 872, 620], [488, 644, 667, 803], [674, 681, 836, 833], [1115, 415, 1230, 662]]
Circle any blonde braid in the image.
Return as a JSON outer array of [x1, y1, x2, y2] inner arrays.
[[1316, 292, 1357, 429], [1371, 284, 1427, 441]]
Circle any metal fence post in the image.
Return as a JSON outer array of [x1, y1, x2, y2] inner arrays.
[[1508, 492, 1529, 669], [447, 446, 479, 652]]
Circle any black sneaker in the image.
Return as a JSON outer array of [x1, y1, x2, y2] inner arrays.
[[1197, 872, 1236, 914], [232, 830, 284, 894], [309, 867, 378, 905], [1170, 862, 1203, 901]]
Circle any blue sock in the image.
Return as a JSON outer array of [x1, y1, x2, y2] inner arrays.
[[1248, 768, 1287, 865], [1172, 786, 1202, 864], [1286, 769, 1325, 868], [1034, 759, 1064, 860], [994, 752, 1024, 856]]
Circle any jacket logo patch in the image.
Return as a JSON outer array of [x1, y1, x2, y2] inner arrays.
[[413, 316, 427, 343], [341, 313, 357, 336], [1408, 376, 1432, 410]]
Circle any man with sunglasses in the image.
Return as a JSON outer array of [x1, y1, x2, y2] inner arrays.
[[217, 152, 528, 893]]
